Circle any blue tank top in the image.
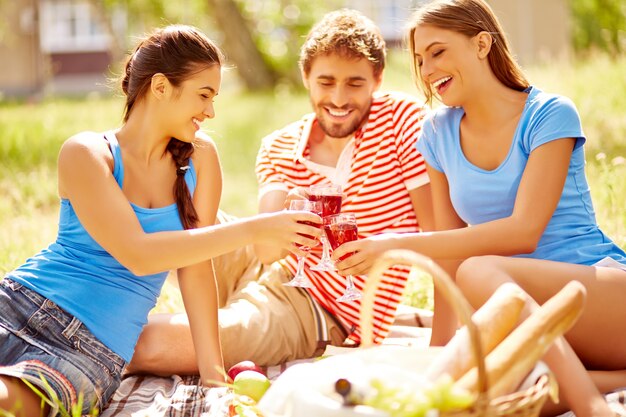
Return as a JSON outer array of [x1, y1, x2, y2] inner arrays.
[[6, 131, 197, 361]]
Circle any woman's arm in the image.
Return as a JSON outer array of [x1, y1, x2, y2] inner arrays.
[[254, 187, 312, 264], [57, 132, 321, 276], [254, 189, 290, 264], [178, 260, 223, 384], [422, 167, 467, 345], [333, 138, 576, 274], [408, 184, 436, 232], [177, 138, 224, 385]]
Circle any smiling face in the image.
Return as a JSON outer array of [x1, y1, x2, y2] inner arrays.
[[303, 53, 382, 139], [412, 24, 485, 107], [167, 65, 221, 142]]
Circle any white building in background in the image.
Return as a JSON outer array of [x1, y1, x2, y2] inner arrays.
[[0, 0, 123, 98], [345, 0, 418, 46]]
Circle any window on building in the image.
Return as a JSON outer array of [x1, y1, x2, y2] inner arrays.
[[39, 0, 110, 53]]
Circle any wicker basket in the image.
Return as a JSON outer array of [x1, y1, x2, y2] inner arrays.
[[360, 249, 555, 417]]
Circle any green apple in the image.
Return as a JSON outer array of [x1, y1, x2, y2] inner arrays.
[[233, 370, 271, 402]]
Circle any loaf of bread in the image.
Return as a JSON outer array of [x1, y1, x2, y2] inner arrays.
[[425, 282, 527, 382], [454, 280, 586, 397]]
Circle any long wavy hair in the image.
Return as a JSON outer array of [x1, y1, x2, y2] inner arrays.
[[120, 25, 224, 229], [408, 0, 529, 105]]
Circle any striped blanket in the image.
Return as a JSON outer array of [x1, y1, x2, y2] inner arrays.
[[100, 328, 626, 417], [101, 372, 626, 417], [100, 360, 311, 417]]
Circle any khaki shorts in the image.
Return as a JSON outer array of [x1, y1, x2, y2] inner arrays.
[[212, 212, 348, 367]]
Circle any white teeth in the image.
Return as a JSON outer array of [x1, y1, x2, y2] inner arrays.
[[432, 76, 452, 88], [328, 108, 349, 117], [192, 118, 201, 127]]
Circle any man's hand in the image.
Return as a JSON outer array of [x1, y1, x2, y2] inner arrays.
[[284, 187, 309, 208]]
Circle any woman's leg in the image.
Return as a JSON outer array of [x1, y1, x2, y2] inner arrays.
[[0, 376, 49, 417], [456, 256, 626, 416]]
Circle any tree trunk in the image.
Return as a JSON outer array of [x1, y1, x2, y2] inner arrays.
[[206, 0, 277, 90], [86, 0, 125, 68]]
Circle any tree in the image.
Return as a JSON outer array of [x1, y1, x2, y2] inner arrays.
[[89, 0, 341, 90], [206, 0, 277, 90], [570, 0, 626, 57]]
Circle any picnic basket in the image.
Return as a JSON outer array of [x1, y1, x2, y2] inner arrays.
[[360, 249, 556, 417]]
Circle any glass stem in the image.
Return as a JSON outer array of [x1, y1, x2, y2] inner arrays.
[[320, 236, 331, 262], [296, 255, 305, 276], [346, 275, 356, 290]]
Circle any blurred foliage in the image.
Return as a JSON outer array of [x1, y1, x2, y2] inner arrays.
[[101, 0, 211, 36], [91, 0, 626, 88], [95, 0, 343, 88], [234, 0, 342, 86], [570, 0, 626, 56]]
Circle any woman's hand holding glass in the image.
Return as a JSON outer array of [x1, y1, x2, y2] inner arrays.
[[283, 199, 323, 288], [331, 233, 398, 277], [256, 210, 321, 256]]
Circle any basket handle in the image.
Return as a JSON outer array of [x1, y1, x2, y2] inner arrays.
[[360, 249, 488, 395]]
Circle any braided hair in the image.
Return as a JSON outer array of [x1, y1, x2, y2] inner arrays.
[[120, 25, 224, 229]]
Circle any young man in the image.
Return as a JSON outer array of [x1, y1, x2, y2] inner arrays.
[[127, 9, 438, 374]]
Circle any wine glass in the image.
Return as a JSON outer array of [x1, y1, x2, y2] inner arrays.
[[323, 213, 362, 302], [308, 184, 342, 272], [283, 199, 322, 288]]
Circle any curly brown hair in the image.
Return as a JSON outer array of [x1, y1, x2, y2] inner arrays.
[[299, 9, 386, 78]]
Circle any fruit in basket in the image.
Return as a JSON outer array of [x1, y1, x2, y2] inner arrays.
[[227, 360, 265, 381], [364, 376, 474, 417], [233, 370, 271, 402]]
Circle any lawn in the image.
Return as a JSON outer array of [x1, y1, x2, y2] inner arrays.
[[1, 51, 625, 310]]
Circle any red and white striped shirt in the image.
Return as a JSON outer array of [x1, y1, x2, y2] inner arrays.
[[256, 92, 429, 343]]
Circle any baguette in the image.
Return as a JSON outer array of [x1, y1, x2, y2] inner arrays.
[[454, 280, 586, 397], [425, 282, 527, 382]]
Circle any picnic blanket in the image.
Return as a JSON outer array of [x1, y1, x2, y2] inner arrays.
[[101, 331, 432, 417], [100, 328, 626, 417], [101, 373, 626, 417], [100, 358, 317, 417]]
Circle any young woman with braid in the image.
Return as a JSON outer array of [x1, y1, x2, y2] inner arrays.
[[0, 25, 320, 417]]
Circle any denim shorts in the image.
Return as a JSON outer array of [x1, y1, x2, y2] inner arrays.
[[0, 278, 126, 416]]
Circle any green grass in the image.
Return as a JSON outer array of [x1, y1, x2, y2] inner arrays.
[[1, 52, 625, 312]]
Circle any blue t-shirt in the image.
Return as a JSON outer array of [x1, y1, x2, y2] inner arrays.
[[6, 131, 197, 361], [416, 86, 626, 266]]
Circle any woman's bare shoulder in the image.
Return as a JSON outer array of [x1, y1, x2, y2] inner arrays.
[[192, 130, 220, 166], [58, 131, 114, 173]]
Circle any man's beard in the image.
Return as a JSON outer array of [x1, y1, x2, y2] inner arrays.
[[314, 104, 370, 139]]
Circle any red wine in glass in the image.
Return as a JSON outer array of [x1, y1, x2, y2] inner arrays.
[[309, 194, 342, 217], [323, 213, 362, 302], [308, 184, 343, 272], [324, 223, 358, 260]]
